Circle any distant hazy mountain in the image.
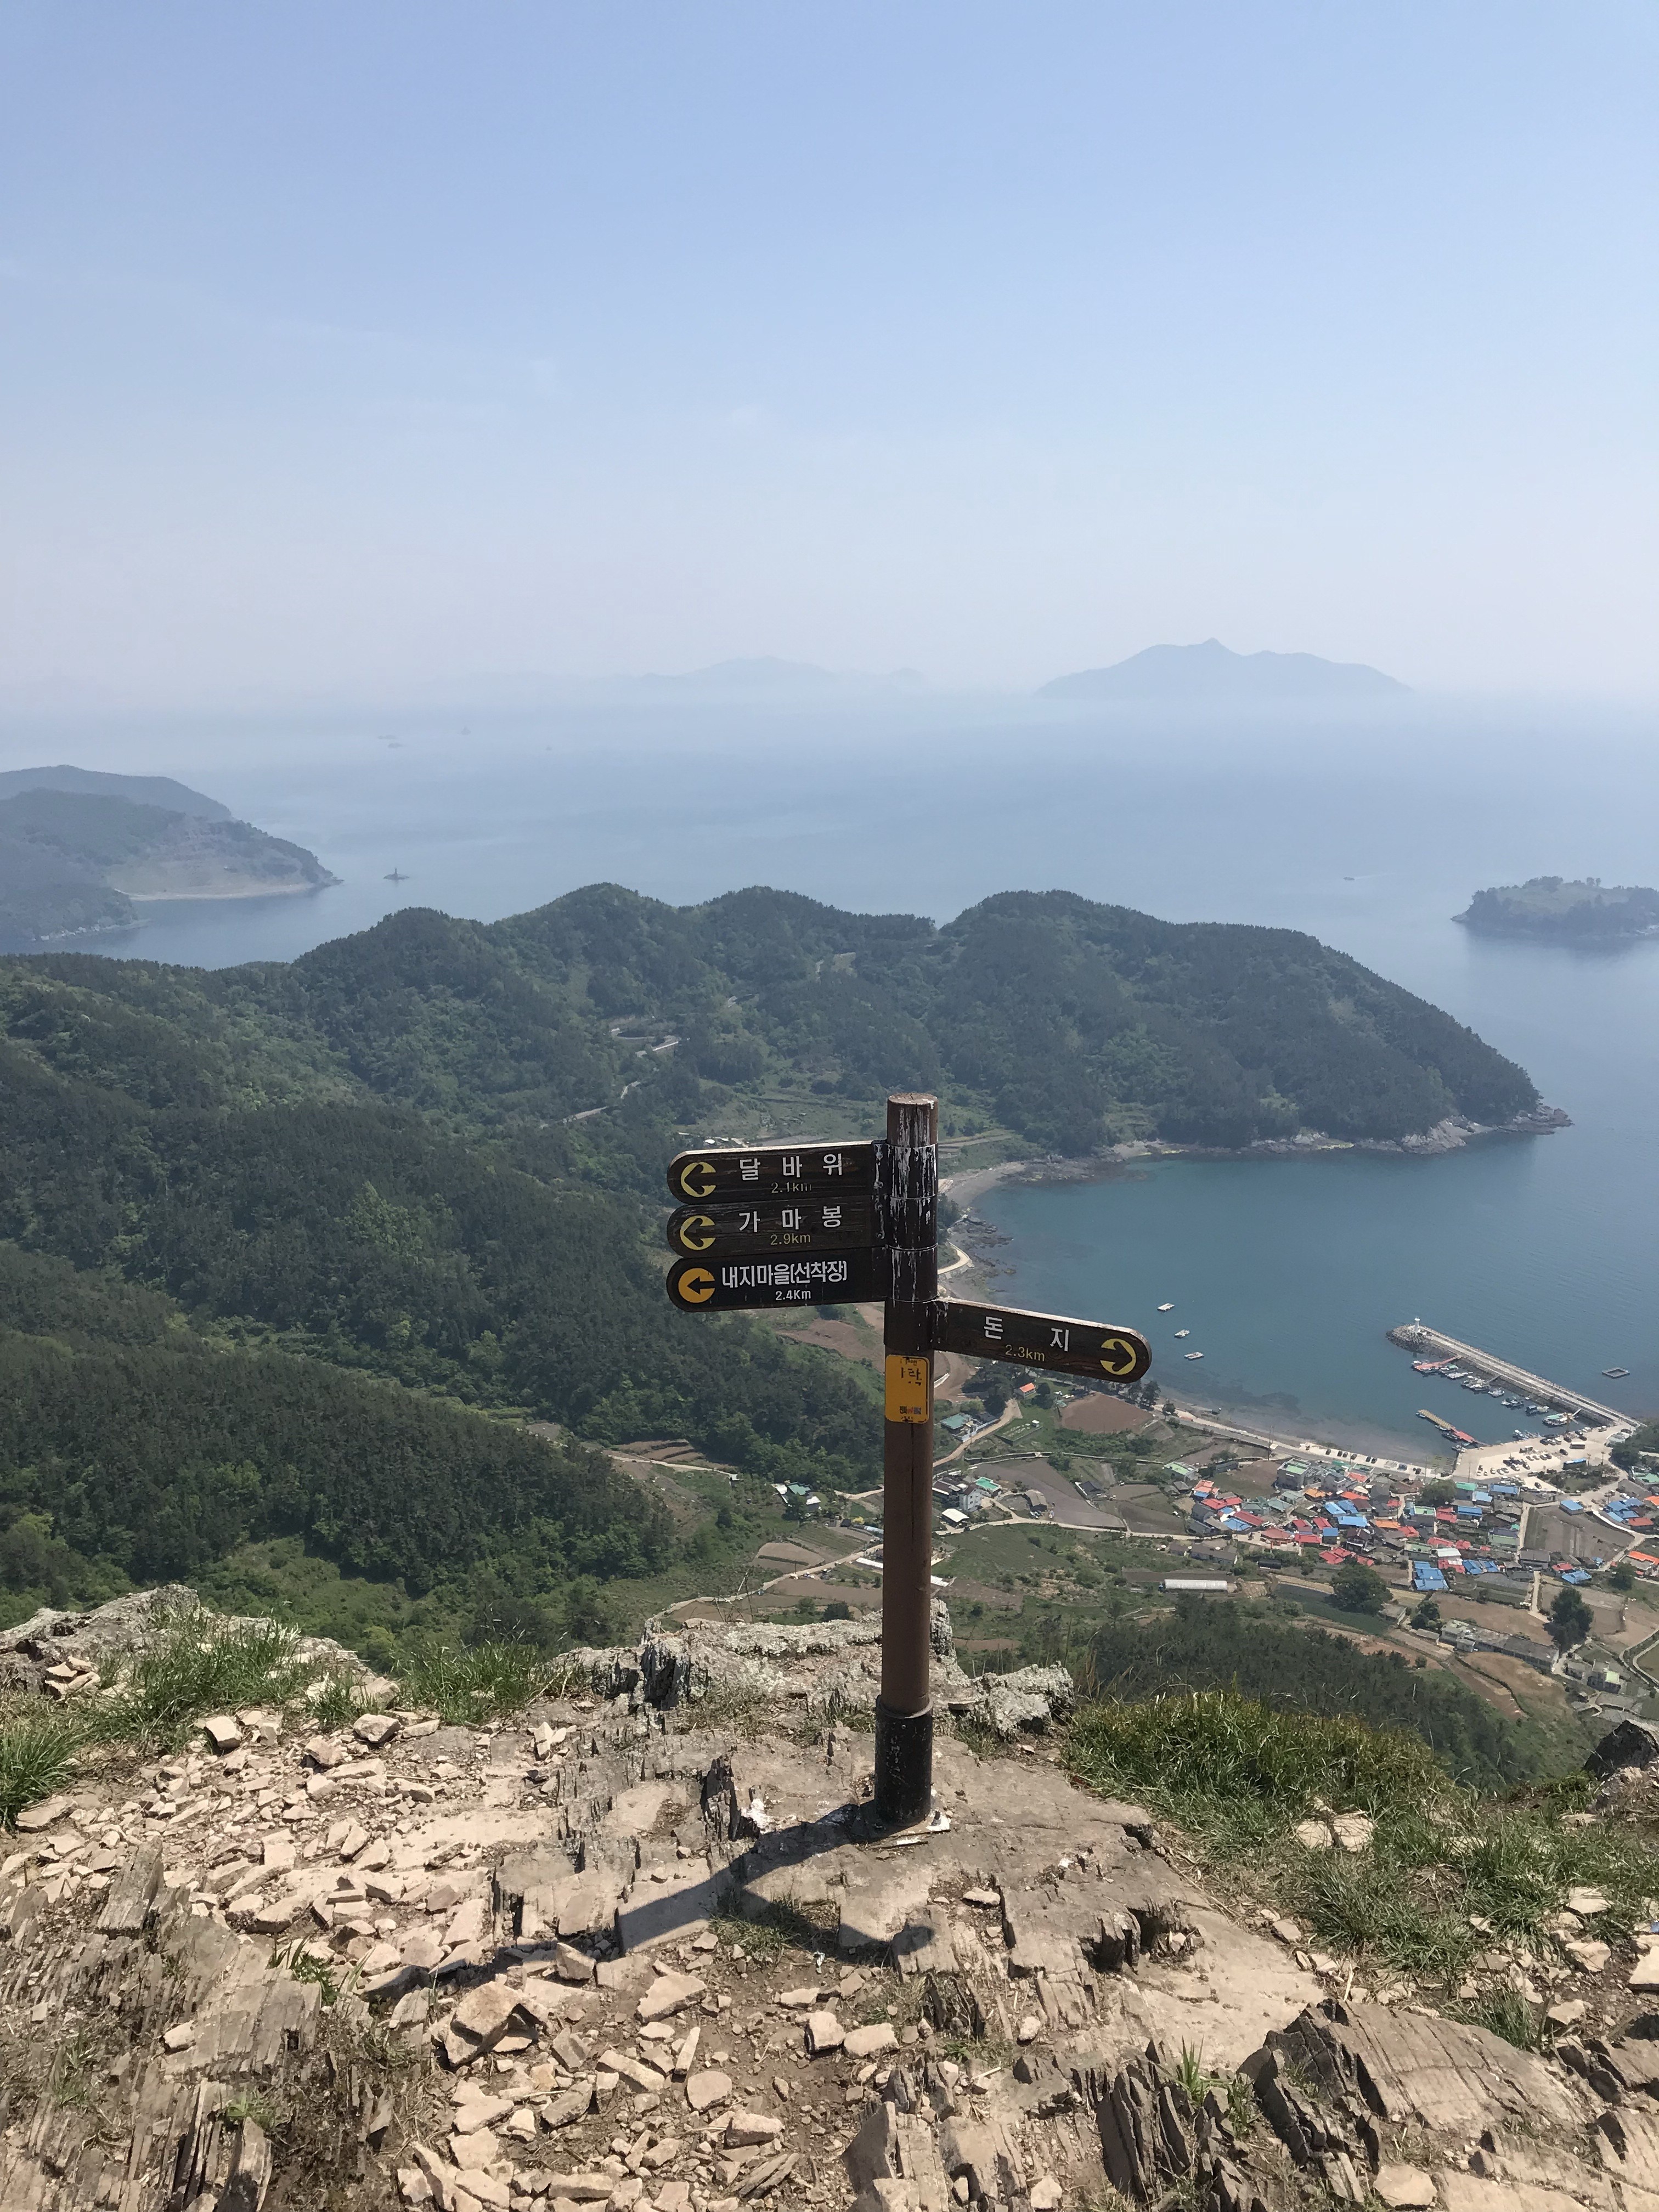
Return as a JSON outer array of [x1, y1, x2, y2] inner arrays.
[[1040, 639, 1408, 702], [0, 764, 233, 818], [637, 657, 923, 696]]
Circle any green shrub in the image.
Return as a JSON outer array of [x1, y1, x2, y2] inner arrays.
[[1331, 1561, 1390, 1615], [270, 1940, 342, 2007], [1457, 1984, 1540, 2050]]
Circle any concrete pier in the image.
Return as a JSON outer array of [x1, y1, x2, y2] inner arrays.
[[1389, 1320, 1633, 1433]]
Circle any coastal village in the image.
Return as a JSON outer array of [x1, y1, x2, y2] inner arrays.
[[677, 1282, 1659, 1751]]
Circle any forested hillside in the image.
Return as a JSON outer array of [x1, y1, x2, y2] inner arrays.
[[484, 882, 1538, 1152], [0, 1248, 657, 1597], [0, 883, 1540, 1649]]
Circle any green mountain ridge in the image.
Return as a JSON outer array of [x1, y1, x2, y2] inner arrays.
[[479, 881, 1536, 1150]]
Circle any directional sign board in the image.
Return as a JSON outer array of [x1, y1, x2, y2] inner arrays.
[[667, 1142, 877, 1205], [667, 1199, 874, 1259], [932, 1299, 1152, 1384], [666, 1250, 885, 1311]]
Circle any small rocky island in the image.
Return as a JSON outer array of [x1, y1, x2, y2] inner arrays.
[[0, 766, 338, 947], [1457, 875, 1659, 944]]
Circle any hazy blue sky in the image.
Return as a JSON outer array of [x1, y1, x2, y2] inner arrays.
[[2, 3, 1655, 706]]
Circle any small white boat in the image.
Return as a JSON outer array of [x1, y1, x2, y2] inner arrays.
[[1184, 1350, 1205, 1360], [1174, 1329, 1190, 1339], [1157, 1302, 1175, 1312]]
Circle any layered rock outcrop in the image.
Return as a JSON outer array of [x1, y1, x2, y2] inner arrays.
[[0, 1593, 1653, 2212]]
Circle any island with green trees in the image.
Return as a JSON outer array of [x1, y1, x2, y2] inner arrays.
[[1456, 876, 1659, 944]]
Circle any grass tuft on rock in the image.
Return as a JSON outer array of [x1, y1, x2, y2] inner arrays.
[[1455, 1984, 1541, 2051], [397, 1639, 582, 1724], [305, 1669, 373, 1732], [86, 1612, 318, 1754], [0, 1706, 80, 1829], [710, 1893, 833, 1961]]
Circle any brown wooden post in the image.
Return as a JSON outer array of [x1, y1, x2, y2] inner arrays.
[[874, 1091, 939, 1824]]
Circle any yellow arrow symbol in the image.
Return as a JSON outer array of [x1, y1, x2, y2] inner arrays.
[[1098, 1336, 1139, 1378], [678, 1214, 716, 1252], [678, 1159, 716, 1200], [676, 1266, 715, 1306]]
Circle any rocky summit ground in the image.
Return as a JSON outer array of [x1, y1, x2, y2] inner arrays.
[[4, 1595, 1659, 2212]]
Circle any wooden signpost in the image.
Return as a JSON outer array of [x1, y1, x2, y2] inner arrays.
[[665, 1199, 876, 1257], [667, 1143, 876, 1203], [664, 1251, 887, 1310], [664, 1095, 1150, 1825], [932, 1300, 1150, 1383]]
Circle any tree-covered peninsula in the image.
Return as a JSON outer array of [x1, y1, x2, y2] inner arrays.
[[0, 775, 337, 947]]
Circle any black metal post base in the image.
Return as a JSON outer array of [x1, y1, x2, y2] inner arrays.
[[873, 1697, 933, 1827]]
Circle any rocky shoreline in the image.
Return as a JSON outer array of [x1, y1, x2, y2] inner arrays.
[[946, 1103, 1573, 1197]]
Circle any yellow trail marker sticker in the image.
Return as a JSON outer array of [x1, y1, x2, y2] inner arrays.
[[885, 1354, 931, 1424]]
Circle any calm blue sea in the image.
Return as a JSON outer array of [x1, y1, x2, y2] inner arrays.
[[4, 689, 1656, 1453]]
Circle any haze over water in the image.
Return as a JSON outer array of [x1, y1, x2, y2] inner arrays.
[[9, 690, 1658, 1456]]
